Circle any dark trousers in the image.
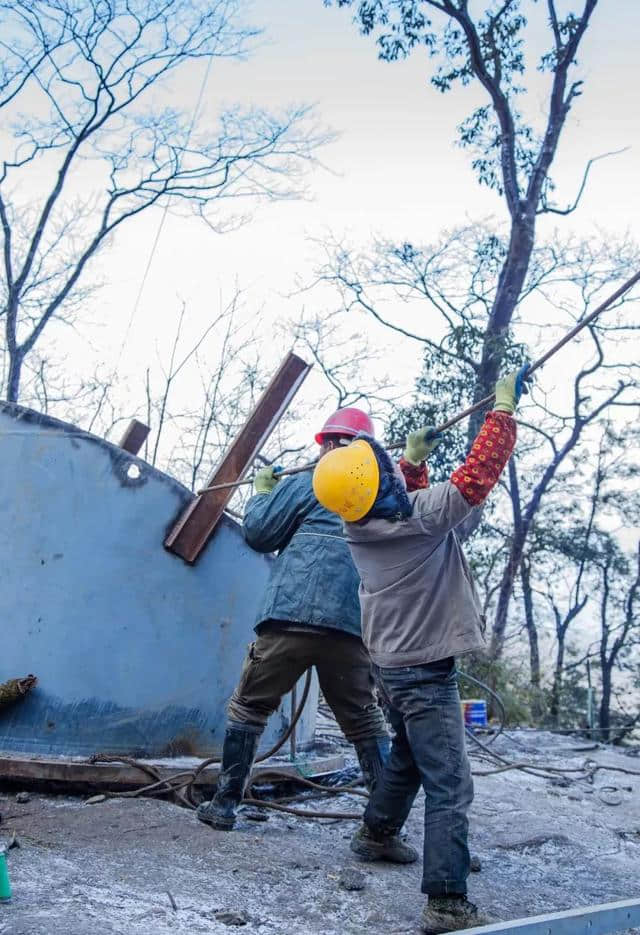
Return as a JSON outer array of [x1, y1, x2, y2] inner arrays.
[[227, 626, 388, 744], [364, 658, 473, 897]]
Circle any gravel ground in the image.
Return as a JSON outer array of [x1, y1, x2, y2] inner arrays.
[[1, 731, 639, 935]]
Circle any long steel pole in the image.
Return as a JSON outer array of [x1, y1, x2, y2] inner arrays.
[[201, 270, 640, 495], [386, 267, 640, 449]]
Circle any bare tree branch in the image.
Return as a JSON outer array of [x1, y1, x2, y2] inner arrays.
[[0, 0, 328, 402], [537, 148, 629, 216]]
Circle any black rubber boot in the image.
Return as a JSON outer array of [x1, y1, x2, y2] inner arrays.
[[196, 723, 260, 831], [350, 822, 419, 864], [420, 896, 492, 934], [354, 736, 391, 794]]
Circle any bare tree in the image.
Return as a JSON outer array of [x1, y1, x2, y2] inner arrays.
[[521, 435, 610, 722], [310, 227, 640, 666], [325, 0, 603, 439], [595, 538, 640, 741], [507, 418, 640, 728], [491, 329, 639, 658], [544, 529, 640, 740], [131, 291, 264, 491], [0, 0, 327, 403], [289, 306, 404, 419], [49, 293, 397, 519]]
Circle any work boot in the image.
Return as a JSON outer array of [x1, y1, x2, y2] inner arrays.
[[196, 723, 259, 831], [350, 822, 418, 864], [420, 896, 491, 934], [354, 736, 391, 794]]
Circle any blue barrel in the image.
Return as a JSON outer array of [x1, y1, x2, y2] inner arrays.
[[461, 699, 488, 728]]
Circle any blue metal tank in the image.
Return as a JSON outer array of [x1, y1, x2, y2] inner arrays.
[[0, 402, 317, 757]]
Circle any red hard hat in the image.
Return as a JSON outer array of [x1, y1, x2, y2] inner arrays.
[[315, 407, 375, 445]]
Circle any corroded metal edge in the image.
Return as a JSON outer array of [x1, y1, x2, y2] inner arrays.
[[0, 401, 191, 500]]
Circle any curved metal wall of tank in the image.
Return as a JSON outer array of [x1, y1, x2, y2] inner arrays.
[[0, 403, 318, 757]]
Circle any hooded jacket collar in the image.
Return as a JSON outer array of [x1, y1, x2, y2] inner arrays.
[[356, 434, 413, 522]]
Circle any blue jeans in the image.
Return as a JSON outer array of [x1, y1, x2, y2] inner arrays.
[[364, 658, 473, 897]]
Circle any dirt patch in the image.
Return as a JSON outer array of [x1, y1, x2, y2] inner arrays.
[[1, 732, 639, 934]]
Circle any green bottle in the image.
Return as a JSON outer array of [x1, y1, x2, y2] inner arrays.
[[0, 849, 11, 902]]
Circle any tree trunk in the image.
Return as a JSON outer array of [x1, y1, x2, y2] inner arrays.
[[520, 561, 543, 720], [6, 350, 22, 403], [599, 663, 613, 743], [490, 429, 584, 659], [549, 634, 565, 726], [473, 219, 538, 658], [468, 216, 536, 442], [490, 527, 526, 658]]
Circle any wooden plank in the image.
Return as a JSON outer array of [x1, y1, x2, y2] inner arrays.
[[118, 419, 150, 455], [0, 752, 346, 792], [165, 351, 311, 563]]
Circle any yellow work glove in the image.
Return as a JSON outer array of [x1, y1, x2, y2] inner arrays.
[[494, 364, 531, 414], [254, 466, 281, 495], [404, 427, 442, 466]]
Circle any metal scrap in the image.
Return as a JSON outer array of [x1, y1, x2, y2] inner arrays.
[[0, 675, 37, 709]]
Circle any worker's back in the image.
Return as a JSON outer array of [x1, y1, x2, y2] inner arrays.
[[243, 472, 361, 637], [345, 480, 486, 666]]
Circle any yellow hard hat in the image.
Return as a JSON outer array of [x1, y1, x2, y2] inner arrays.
[[312, 439, 379, 522]]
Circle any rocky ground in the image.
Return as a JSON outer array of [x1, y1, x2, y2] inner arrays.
[[1, 731, 639, 935]]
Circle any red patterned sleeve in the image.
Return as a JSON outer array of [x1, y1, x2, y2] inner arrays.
[[398, 456, 429, 492], [450, 411, 516, 506]]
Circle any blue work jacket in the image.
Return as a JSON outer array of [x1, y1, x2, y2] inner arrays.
[[243, 472, 361, 637]]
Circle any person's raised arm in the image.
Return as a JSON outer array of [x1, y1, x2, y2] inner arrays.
[[449, 368, 526, 506], [413, 367, 527, 537], [243, 469, 316, 553]]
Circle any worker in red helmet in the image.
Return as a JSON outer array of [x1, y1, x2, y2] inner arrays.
[[197, 406, 430, 850], [314, 406, 376, 444]]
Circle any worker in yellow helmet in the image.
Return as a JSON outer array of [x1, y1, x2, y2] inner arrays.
[[197, 406, 431, 845], [313, 368, 527, 935]]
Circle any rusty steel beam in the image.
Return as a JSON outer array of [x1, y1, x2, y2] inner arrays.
[[118, 419, 150, 456], [0, 752, 348, 792], [165, 351, 311, 563]]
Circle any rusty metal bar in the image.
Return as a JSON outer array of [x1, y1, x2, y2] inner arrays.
[[198, 458, 317, 495], [192, 268, 640, 493], [165, 351, 312, 563], [118, 419, 150, 455], [386, 267, 640, 449]]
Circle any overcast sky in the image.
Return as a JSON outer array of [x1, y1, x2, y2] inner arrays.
[[49, 0, 640, 442]]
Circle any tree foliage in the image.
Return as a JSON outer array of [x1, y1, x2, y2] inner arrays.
[[324, 0, 600, 437]]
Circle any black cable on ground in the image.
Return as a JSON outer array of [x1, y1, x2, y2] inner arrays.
[[465, 728, 640, 783], [256, 669, 313, 762], [89, 669, 639, 821], [90, 668, 509, 819], [507, 725, 638, 737], [88, 668, 364, 819]]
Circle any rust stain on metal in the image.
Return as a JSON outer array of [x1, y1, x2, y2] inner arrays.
[[158, 733, 200, 758], [165, 351, 311, 563], [0, 674, 38, 709]]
